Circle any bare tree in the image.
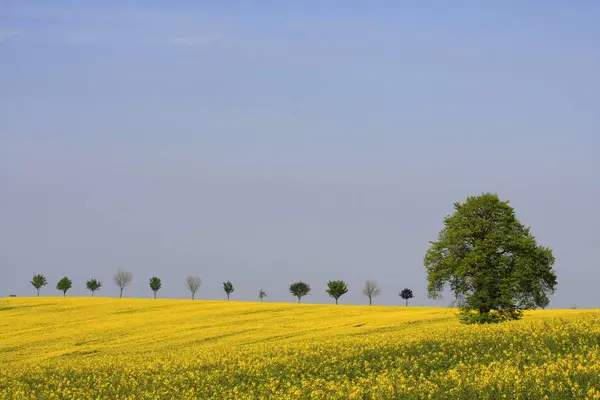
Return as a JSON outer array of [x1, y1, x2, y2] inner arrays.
[[185, 276, 202, 300], [362, 280, 381, 305], [113, 269, 133, 298]]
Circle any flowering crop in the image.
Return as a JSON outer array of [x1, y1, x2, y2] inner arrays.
[[1, 297, 599, 399]]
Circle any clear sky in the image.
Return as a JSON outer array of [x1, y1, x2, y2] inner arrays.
[[1, 1, 598, 307]]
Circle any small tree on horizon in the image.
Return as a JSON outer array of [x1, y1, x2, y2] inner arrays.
[[113, 269, 133, 298], [223, 281, 234, 300], [289, 281, 311, 303], [86, 279, 102, 297], [362, 280, 381, 306], [185, 276, 201, 300], [258, 289, 267, 302], [149, 277, 162, 299], [56, 277, 72, 297], [31, 274, 47, 297], [400, 288, 414, 306], [326, 280, 349, 305]]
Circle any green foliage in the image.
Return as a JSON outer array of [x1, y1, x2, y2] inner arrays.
[[30, 274, 47, 296], [223, 281, 234, 300], [86, 279, 102, 297], [424, 193, 557, 324], [56, 277, 72, 297], [258, 289, 267, 302], [148, 277, 161, 299], [399, 288, 414, 306], [326, 280, 349, 304], [289, 281, 311, 303]]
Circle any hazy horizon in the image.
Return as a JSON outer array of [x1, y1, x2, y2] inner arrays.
[[1, 2, 598, 308]]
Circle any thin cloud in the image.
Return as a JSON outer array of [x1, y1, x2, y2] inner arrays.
[[0, 29, 20, 43], [169, 35, 222, 47]]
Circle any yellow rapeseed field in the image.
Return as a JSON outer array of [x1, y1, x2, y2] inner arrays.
[[1, 297, 600, 399]]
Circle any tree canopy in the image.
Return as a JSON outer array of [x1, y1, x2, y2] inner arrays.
[[149, 277, 162, 299], [399, 288, 413, 306], [326, 280, 348, 304], [424, 193, 557, 323], [289, 281, 311, 303], [86, 279, 102, 297], [56, 277, 72, 297], [30, 274, 47, 296], [223, 281, 234, 300]]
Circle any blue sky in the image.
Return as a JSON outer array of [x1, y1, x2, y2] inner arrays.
[[1, 1, 599, 307]]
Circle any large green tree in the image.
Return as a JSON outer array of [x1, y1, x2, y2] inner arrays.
[[326, 280, 348, 304], [289, 281, 311, 303], [424, 193, 557, 324], [56, 277, 72, 297]]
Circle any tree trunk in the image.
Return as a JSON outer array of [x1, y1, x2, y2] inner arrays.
[[120, 288, 123, 298], [369, 297, 372, 306], [154, 292, 156, 299], [405, 299, 408, 306], [227, 294, 230, 301], [37, 289, 40, 297], [298, 297, 301, 303], [63, 292, 66, 297], [92, 291, 94, 297], [335, 298, 338, 305], [192, 293, 195, 300]]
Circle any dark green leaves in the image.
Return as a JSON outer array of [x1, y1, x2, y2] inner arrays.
[[326, 280, 349, 304], [86, 279, 102, 296], [289, 281, 311, 303], [223, 281, 234, 300], [56, 277, 72, 297]]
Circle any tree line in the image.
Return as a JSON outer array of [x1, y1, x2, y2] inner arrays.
[[26, 193, 559, 324], [29, 271, 415, 305]]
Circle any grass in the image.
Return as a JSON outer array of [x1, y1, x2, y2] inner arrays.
[[1, 297, 600, 399]]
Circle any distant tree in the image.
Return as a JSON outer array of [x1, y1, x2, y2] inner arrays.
[[30, 274, 47, 297], [113, 269, 133, 298], [362, 280, 381, 306], [289, 281, 311, 303], [399, 288, 414, 306], [223, 281, 234, 300], [149, 277, 162, 299], [326, 280, 349, 304], [185, 276, 201, 300], [258, 289, 267, 302], [425, 193, 558, 324], [56, 277, 72, 297], [86, 279, 102, 297]]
